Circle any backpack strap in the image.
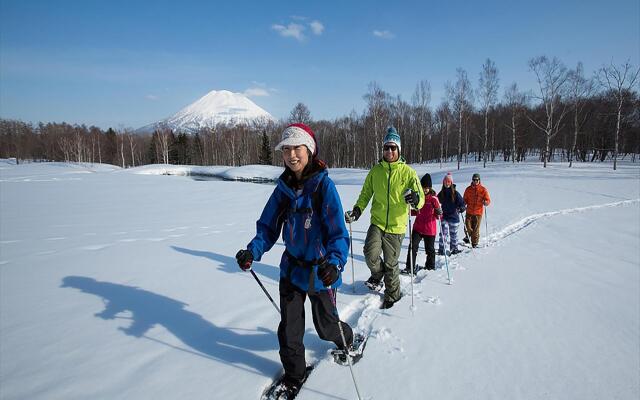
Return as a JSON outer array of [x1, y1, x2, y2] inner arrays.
[[281, 174, 327, 293]]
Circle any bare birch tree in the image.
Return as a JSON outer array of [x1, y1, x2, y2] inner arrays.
[[288, 103, 312, 124], [566, 62, 595, 167], [412, 80, 431, 163], [478, 59, 500, 168], [597, 60, 640, 170], [156, 127, 171, 164], [503, 83, 528, 163], [126, 131, 137, 167], [73, 127, 85, 162], [447, 69, 474, 170], [58, 136, 73, 162], [528, 56, 570, 167], [435, 101, 451, 168], [364, 81, 389, 161]]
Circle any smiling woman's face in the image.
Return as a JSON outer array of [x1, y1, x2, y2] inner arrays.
[[282, 145, 310, 179]]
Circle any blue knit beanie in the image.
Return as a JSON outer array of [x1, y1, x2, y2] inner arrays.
[[383, 126, 401, 151]]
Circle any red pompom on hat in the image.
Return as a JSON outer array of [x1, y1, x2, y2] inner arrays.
[[275, 123, 318, 156]]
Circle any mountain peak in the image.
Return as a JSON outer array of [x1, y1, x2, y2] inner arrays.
[[137, 90, 274, 134]]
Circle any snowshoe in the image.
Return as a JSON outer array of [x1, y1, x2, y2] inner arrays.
[[400, 264, 423, 275], [364, 276, 383, 291], [331, 333, 367, 366], [450, 248, 462, 255], [262, 366, 313, 400], [380, 294, 402, 309]]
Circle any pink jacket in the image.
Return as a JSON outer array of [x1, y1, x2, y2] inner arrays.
[[411, 191, 441, 236]]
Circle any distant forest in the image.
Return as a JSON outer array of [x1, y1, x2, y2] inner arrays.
[[1, 58, 638, 170]]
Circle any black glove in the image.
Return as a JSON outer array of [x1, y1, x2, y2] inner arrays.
[[458, 206, 466, 214], [404, 189, 419, 207], [345, 206, 361, 223], [235, 249, 253, 271], [317, 262, 339, 287], [435, 207, 443, 216]]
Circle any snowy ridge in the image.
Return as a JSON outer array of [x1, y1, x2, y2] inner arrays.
[[488, 198, 640, 243], [137, 90, 275, 134]]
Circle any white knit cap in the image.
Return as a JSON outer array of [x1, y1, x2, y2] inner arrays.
[[274, 123, 317, 155]]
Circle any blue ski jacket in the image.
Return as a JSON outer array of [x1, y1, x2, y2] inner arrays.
[[247, 163, 349, 293]]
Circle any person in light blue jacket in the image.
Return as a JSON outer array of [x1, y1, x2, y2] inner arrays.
[[235, 123, 353, 398]]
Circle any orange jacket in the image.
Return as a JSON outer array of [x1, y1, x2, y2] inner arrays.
[[463, 184, 490, 216]]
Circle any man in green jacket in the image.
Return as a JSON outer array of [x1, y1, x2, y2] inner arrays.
[[345, 127, 424, 309]]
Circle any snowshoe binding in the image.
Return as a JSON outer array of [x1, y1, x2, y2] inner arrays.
[[364, 276, 383, 292], [400, 264, 423, 275], [262, 366, 313, 400], [331, 333, 367, 366]]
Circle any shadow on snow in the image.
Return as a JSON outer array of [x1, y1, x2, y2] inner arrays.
[[60, 276, 280, 376], [170, 245, 281, 283]]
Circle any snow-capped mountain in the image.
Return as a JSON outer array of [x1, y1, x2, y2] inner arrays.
[[137, 90, 275, 134]]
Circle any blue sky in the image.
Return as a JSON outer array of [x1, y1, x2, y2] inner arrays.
[[1, 0, 638, 130]]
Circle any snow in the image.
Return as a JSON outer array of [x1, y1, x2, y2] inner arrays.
[[137, 90, 275, 134], [1, 159, 639, 400]]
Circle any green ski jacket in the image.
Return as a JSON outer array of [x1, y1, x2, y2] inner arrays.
[[354, 158, 424, 234]]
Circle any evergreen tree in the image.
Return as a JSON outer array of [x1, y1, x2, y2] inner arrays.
[[169, 131, 187, 164], [192, 132, 203, 165], [147, 132, 158, 164], [258, 130, 272, 165], [103, 128, 118, 165]]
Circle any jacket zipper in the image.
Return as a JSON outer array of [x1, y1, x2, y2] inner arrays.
[[385, 162, 391, 231]]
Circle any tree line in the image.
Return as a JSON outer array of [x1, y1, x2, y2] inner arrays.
[[1, 58, 638, 170]]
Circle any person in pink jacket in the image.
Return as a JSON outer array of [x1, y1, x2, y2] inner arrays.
[[402, 173, 442, 274]]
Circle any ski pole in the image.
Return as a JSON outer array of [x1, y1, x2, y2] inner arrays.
[[348, 220, 356, 293], [441, 222, 451, 285], [460, 211, 473, 253], [250, 269, 281, 315], [327, 288, 363, 400], [407, 207, 415, 311], [484, 207, 489, 246], [460, 211, 470, 244]]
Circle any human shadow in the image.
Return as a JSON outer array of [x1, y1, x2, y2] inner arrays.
[[61, 276, 280, 376], [170, 246, 280, 282]]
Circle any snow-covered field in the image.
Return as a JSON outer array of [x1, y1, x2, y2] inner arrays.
[[1, 159, 639, 400]]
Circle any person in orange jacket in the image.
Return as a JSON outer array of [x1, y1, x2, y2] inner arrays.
[[462, 173, 491, 248]]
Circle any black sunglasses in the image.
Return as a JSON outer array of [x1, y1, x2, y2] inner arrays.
[[383, 145, 398, 151], [472, 178, 480, 182]]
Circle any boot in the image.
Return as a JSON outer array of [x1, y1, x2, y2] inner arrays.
[[364, 276, 383, 291], [380, 294, 402, 309]]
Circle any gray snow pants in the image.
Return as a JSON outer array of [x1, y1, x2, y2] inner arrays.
[[363, 224, 403, 303]]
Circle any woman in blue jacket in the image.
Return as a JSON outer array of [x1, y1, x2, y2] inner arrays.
[[437, 173, 466, 255], [235, 123, 353, 398]]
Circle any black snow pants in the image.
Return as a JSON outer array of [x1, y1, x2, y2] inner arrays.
[[278, 277, 353, 384], [405, 231, 436, 270]]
